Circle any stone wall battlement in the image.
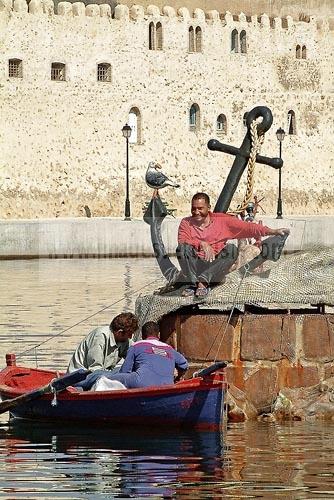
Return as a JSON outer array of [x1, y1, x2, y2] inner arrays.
[[0, 0, 316, 32]]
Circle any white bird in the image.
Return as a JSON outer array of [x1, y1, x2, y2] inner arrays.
[[145, 162, 180, 197]]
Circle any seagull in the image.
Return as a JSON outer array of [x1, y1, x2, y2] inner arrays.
[[145, 161, 180, 197]]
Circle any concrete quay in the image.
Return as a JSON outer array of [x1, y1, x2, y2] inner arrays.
[[0, 215, 333, 259]]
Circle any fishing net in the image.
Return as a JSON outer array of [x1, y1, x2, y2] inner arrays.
[[135, 246, 334, 331]]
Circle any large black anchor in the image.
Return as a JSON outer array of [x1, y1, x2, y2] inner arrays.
[[144, 106, 288, 288]]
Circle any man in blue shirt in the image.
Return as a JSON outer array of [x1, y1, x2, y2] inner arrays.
[[80, 321, 188, 390]]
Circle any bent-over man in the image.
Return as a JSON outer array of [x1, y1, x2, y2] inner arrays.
[[177, 192, 290, 297], [67, 312, 138, 373]]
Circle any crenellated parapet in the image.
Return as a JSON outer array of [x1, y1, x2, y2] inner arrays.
[[0, 0, 318, 33]]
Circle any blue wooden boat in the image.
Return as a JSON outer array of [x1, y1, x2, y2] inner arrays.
[[0, 355, 227, 430]]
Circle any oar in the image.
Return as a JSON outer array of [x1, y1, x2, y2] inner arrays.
[[194, 362, 227, 378], [0, 368, 90, 415]]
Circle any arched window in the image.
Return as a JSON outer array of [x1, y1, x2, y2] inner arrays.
[[296, 44, 301, 59], [156, 22, 163, 50], [302, 45, 307, 59], [287, 110, 296, 135], [51, 62, 66, 81], [231, 29, 238, 53], [128, 107, 142, 144], [189, 103, 200, 131], [149, 22, 155, 50], [8, 58, 23, 78], [216, 114, 227, 134], [195, 26, 202, 52], [97, 63, 111, 82], [149, 22, 163, 51], [240, 30, 247, 53], [189, 26, 195, 53]]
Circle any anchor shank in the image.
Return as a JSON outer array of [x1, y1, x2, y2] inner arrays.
[[212, 135, 251, 213]]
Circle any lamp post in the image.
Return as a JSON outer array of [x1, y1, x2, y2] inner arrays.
[[122, 123, 132, 220], [275, 127, 285, 219]]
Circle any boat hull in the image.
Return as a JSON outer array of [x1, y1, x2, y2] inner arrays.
[[0, 366, 227, 430]]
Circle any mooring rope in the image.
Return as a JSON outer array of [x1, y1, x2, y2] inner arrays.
[[229, 119, 265, 215], [194, 264, 250, 370], [16, 276, 162, 360]]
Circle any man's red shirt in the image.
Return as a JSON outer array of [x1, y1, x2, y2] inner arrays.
[[178, 212, 271, 259]]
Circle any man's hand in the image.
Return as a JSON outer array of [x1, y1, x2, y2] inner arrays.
[[200, 241, 216, 262], [174, 367, 187, 383]]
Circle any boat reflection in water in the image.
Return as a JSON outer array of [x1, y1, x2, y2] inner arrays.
[[1, 421, 226, 498]]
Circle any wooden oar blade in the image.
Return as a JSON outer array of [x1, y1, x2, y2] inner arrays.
[[0, 369, 90, 415], [195, 362, 227, 378]]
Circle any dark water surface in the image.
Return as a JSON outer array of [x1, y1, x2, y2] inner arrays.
[[1, 258, 334, 499]]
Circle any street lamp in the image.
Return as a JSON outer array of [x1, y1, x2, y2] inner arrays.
[[122, 123, 132, 220], [275, 127, 285, 219]]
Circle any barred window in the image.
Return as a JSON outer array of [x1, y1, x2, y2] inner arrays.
[[8, 59, 23, 78], [97, 63, 111, 82], [51, 62, 66, 81]]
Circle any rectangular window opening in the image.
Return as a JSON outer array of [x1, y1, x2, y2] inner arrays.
[[9, 59, 23, 78]]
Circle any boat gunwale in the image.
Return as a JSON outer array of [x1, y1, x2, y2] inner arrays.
[[0, 365, 227, 401]]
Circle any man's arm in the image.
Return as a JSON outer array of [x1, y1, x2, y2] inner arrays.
[[224, 215, 290, 240], [85, 334, 107, 371], [178, 218, 194, 245], [174, 351, 188, 381], [119, 346, 135, 373]]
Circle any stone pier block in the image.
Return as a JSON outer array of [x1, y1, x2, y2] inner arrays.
[[179, 314, 236, 362], [245, 366, 279, 411], [164, 313, 237, 362], [325, 362, 334, 379], [241, 314, 296, 361], [278, 361, 320, 388], [302, 315, 334, 362], [227, 364, 279, 412]]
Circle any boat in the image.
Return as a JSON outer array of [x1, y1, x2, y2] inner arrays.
[[0, 354, 227, 430]]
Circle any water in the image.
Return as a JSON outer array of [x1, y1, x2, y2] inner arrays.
[[1, 258, 334, 499]]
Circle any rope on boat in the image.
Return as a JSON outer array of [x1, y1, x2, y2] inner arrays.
[[229, 119, 264, 215], [16, 277, 162, 360]]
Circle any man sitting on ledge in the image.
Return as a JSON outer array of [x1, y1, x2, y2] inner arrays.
[[177, 192, 290, 297]]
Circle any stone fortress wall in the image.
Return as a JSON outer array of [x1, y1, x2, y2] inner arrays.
[[0, 0, 333, 219]]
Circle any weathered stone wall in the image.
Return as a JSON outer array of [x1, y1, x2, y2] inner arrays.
[[160, 311, 334, 420], [0, 3, 333, 219]]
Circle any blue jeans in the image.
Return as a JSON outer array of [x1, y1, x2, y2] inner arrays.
[[74, 367, 121, 391]]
